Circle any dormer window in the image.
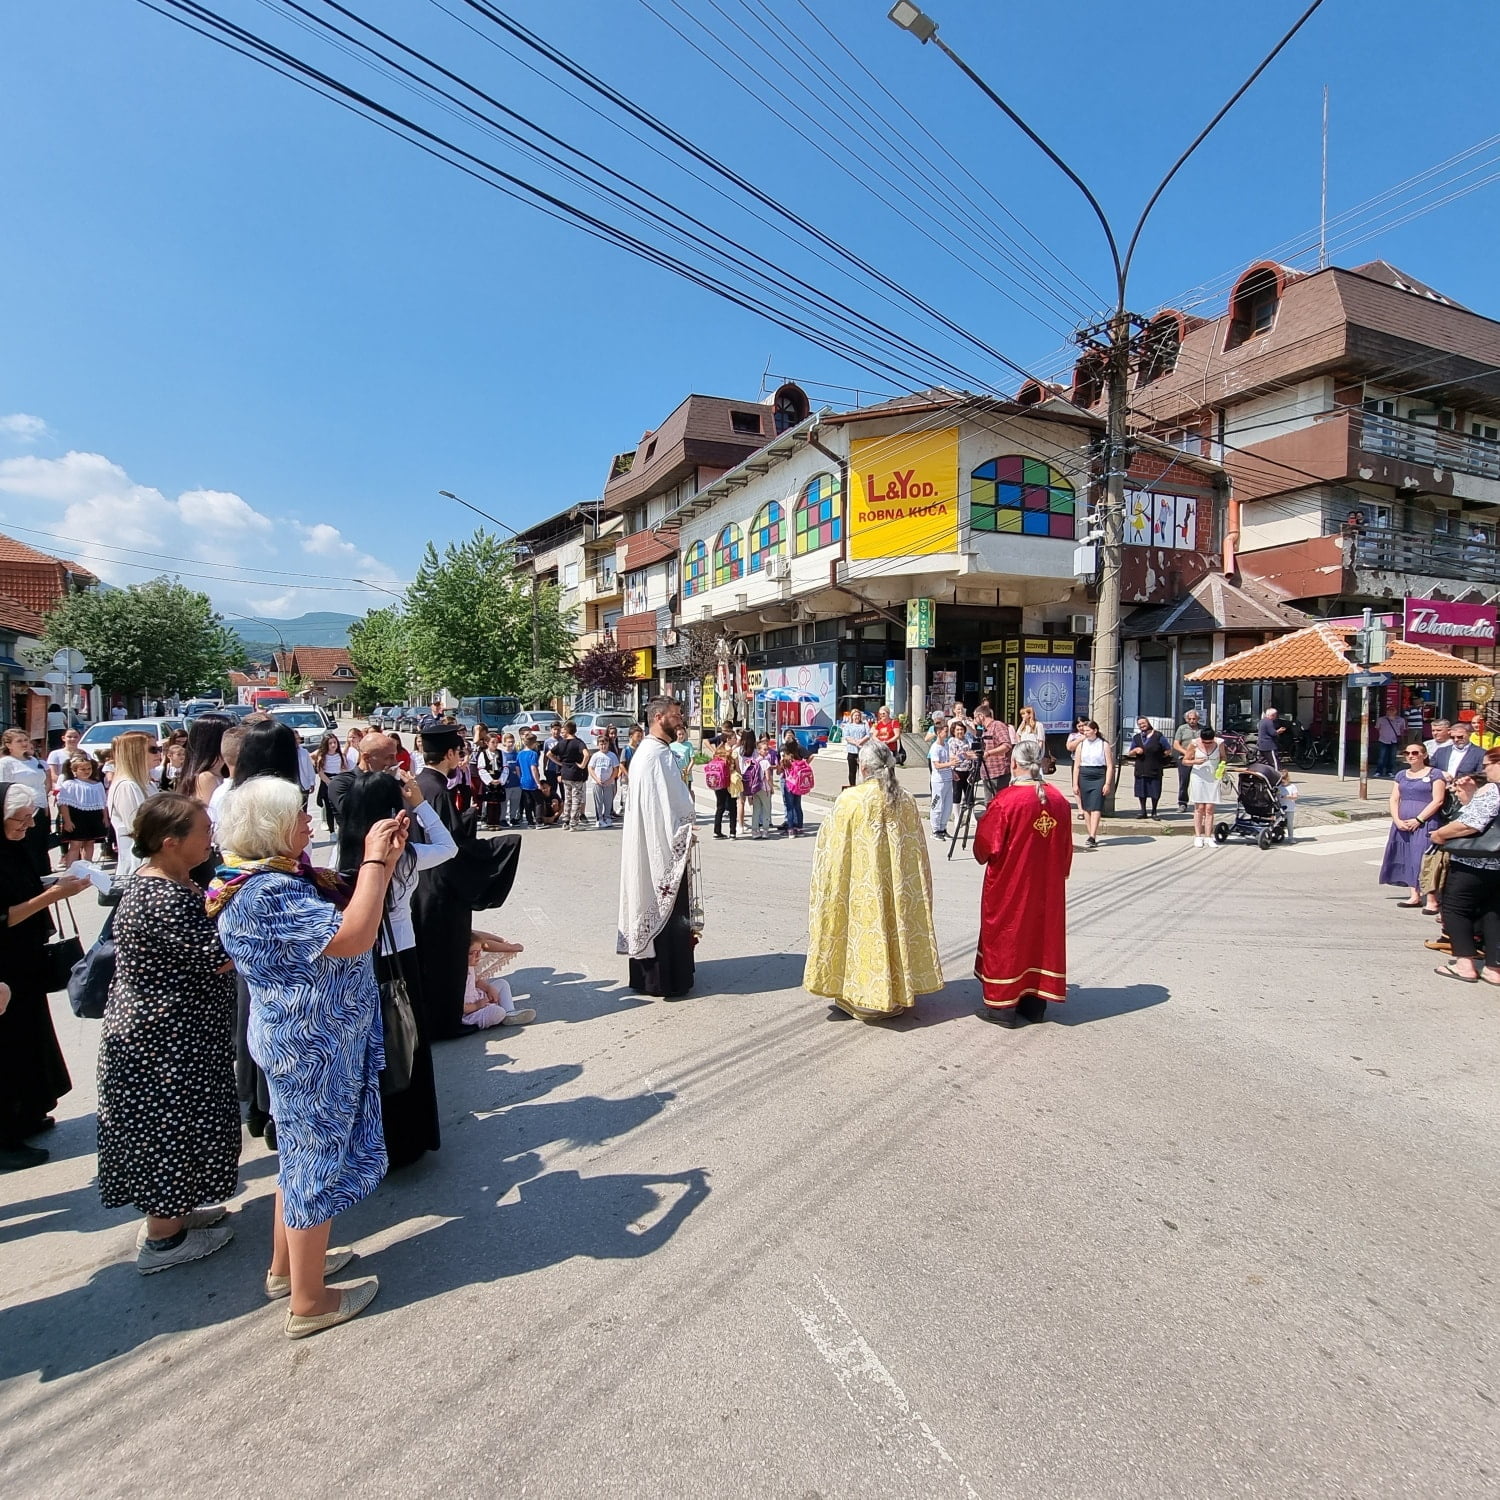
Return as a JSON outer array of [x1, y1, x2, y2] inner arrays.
[[772, 382, 810, 433], [730, 410, 763, 435], [1070, 352, 1105, 410], [1136, 314, 1182, 386], [1226, 264, 1282, 349]]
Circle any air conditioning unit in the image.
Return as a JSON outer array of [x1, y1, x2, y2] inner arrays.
[[1070, 613, 1095, 635], [765, 554, 791, 580]]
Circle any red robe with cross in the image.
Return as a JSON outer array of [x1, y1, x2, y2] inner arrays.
[[972, 781, 1073, 1008]]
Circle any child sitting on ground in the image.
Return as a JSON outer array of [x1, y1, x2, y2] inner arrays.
[[461, 933, 536, 1028]]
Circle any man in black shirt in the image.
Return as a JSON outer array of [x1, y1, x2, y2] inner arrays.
[[548, 720, 590, 830]]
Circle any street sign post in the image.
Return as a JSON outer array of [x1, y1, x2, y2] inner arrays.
[[1349, 672, 1392, 688]]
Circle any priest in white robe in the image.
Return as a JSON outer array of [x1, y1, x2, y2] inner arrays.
[[618, 696, 700, 997]]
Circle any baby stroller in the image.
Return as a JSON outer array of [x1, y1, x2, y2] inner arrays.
[[1213, 766, 1287, 850]]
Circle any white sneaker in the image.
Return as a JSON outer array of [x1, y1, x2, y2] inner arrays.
[[1193, 836, 1205, 848]]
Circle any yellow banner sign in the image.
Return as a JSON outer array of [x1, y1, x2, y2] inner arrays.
[[849, 428, 959, 559]]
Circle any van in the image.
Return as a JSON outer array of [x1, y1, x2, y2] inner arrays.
[[457, 695, 522, 733]]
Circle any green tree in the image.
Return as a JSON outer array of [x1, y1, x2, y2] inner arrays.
[[346, 606, 412, 711], [404, 530, 576, 701], [44, 577, 246, 701]]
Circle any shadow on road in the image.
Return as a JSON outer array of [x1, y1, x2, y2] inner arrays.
[[502, 965, 652, 1024], [687, 951, 808, 997], [0, 1065, 708, 1381], [1050, 982, 1169, 1025]]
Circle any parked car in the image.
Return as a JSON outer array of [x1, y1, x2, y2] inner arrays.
[[571, 711, 638, 749], [266, 704, 336, 749], [182, 698, 224, 718], [396, 706, 425, 730], [79, 718, 186, 752], [456, 695, 522, 735], [507, 709, 563, 738]]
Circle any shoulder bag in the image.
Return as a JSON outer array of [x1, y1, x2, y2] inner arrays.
[[1452, 806, 1500, 857], [377, 914, 419, 1097], [43, 898, 85, 995], [68, 904, 117, 1018]]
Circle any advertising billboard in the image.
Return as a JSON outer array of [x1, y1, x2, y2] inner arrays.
[[1402, 597, 1497, 648], [1023, 656, 1076, 732], [848, 428, 960, 559]]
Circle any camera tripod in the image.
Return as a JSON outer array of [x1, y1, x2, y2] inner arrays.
[[946, 769, 995, 860]]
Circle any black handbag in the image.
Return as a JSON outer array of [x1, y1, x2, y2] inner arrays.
[[68, 905, 117, 1018], [1454, 809, 1500, 856], [377, 915, 418, 1097], [43, 899, 85, 995]]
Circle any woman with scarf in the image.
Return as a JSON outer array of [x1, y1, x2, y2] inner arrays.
[[335, 769, 454, 1169], [212, 774, 407, 1339]]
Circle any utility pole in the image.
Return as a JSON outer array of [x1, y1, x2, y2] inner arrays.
[[888, 0, 1328, 750]]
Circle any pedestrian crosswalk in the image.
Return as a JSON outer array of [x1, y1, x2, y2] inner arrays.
[[1285, 821, 1389, 858]]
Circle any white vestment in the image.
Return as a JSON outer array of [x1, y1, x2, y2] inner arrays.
[[617, 734, 698, 958]]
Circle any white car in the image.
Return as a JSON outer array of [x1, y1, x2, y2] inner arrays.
[[266, 704, 336, 749], [79, 718, 185, 752], [571, 711, 638, 749]]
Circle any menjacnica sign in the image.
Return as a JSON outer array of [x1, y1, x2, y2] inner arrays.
[[1402, 597, 1498, 646]]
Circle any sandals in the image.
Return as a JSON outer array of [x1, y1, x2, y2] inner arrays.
[[1434, 963, 1479, 983]]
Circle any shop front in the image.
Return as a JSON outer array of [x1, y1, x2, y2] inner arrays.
[[975, 635, 1084, 729]]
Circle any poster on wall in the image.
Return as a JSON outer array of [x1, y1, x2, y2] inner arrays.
[[848, 428, 960, 558], [1073, 660, 1091, 726], [1023, 657, 1075, 732], [1152, 494, 1176, 547], [1174, 495, 1198, 550], [1125, 492, 1151, 546], [756, 661, 836, 727], [930, 671, 958, 714]]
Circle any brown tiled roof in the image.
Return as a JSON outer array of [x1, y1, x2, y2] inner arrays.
[[1186, 624, 1497, 681], [273, 646, 355, 681], [0, 595, 46, 635], [229, 671, 278, 688], [1124, 572, 1310, 639], [0, 533, 96, 614]]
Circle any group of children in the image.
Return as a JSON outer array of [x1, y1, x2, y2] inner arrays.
[[702, 729, 815, 840]]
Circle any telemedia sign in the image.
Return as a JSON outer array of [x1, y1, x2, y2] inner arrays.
[[1402, 598, 1497, 648], [848, 428, 960, 559]]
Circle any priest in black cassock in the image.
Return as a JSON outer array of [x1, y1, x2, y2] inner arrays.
[[411, 721, 524, 1040]]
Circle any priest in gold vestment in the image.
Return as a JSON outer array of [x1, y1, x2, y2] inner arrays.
[[804, 740, 944, 1019]]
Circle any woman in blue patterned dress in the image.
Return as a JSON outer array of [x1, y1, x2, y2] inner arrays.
[[213, 775, 408, 1340]]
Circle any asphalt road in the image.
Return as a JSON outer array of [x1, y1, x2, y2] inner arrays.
[[1, 789, 1496, 1498]]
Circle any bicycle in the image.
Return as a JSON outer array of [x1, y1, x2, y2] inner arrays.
[[1295, 728, 1335, 769]]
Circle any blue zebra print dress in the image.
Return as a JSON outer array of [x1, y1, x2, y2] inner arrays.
[[216, 872, 386, 1228]]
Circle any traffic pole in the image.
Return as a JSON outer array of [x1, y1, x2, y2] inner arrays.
[[1359, 684, 1370, 801]]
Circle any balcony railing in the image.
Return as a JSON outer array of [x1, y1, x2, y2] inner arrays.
[[1358, 410, 1500, 480], [1349, 527, 1500, 585], [585, 571, 621, 600]]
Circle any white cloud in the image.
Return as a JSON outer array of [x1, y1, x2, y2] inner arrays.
[[0, 414, 49, 444], [0, 447, 404, 621]]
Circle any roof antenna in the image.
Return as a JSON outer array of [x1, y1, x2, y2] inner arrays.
[[1318, 84, 1329, 270], [760, 355, 774, 396]]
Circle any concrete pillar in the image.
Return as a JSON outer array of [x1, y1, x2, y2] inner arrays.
[[909, 647, 927, 727]]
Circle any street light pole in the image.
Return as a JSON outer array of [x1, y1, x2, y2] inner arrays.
[[439, 491, 540, 673], [887, 0, 1328, 746]]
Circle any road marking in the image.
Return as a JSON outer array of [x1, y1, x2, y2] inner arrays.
[[789, 1275, 982, 1499], [1291, 836, 1391, 857], [523, 905, 553, 927], [1296, 821, 1390, 839]]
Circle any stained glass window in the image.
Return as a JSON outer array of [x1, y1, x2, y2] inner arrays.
[[970, 456, 1075, 539], [748, 501, 784, 572], [682, 540, 708, 598], [712, 523, 744, 587], [793, 472, 842, 555]]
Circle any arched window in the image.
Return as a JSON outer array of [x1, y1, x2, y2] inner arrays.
[[682, 540, 708, 598], [793, 472, 842, 555], [748, 500, 784, 572], [1136, 312, 1183, 386], [1226, 263, 1283, 348], [1070, 352, 1105, 410], [971, 456, 1075, 539], [712, 523, 744, 587]]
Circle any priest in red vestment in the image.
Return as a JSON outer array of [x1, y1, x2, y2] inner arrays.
[[972, 739, 1073, 1024]]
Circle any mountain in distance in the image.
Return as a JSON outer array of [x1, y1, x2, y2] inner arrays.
[[229, 611, 361, 655]]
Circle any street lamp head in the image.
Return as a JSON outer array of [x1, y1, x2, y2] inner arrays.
[[887, 1, 938, 42], [437, 490, 458, 500]]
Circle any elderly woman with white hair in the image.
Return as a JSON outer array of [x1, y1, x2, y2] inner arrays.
[[209, 774, 407, 1338], [0, 784, 90, 1171], [804, 739, 943, 1021]]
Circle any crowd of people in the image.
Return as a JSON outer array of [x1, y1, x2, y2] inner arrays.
[[0, 710, 526, 1340]]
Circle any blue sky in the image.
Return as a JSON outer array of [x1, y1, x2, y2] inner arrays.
[[1, 0, 1497, 619]]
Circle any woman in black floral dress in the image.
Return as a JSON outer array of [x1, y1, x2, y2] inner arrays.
[[97, 793, 242, 1274]]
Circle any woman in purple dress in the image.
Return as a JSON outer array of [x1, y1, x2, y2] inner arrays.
[[1379, 744, 1447, 911]]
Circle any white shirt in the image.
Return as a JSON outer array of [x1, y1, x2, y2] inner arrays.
[[1076, 738, 1109, 767], [107, 777, 154, 879], [0, 755, 49, 800], [928, 740, 953, 778], [296, 745, 316, 793], [47, 745, 91, 780], [385, 801, 458, 953], [207, 778, 233, 834], [319, 751, 353, 775]]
